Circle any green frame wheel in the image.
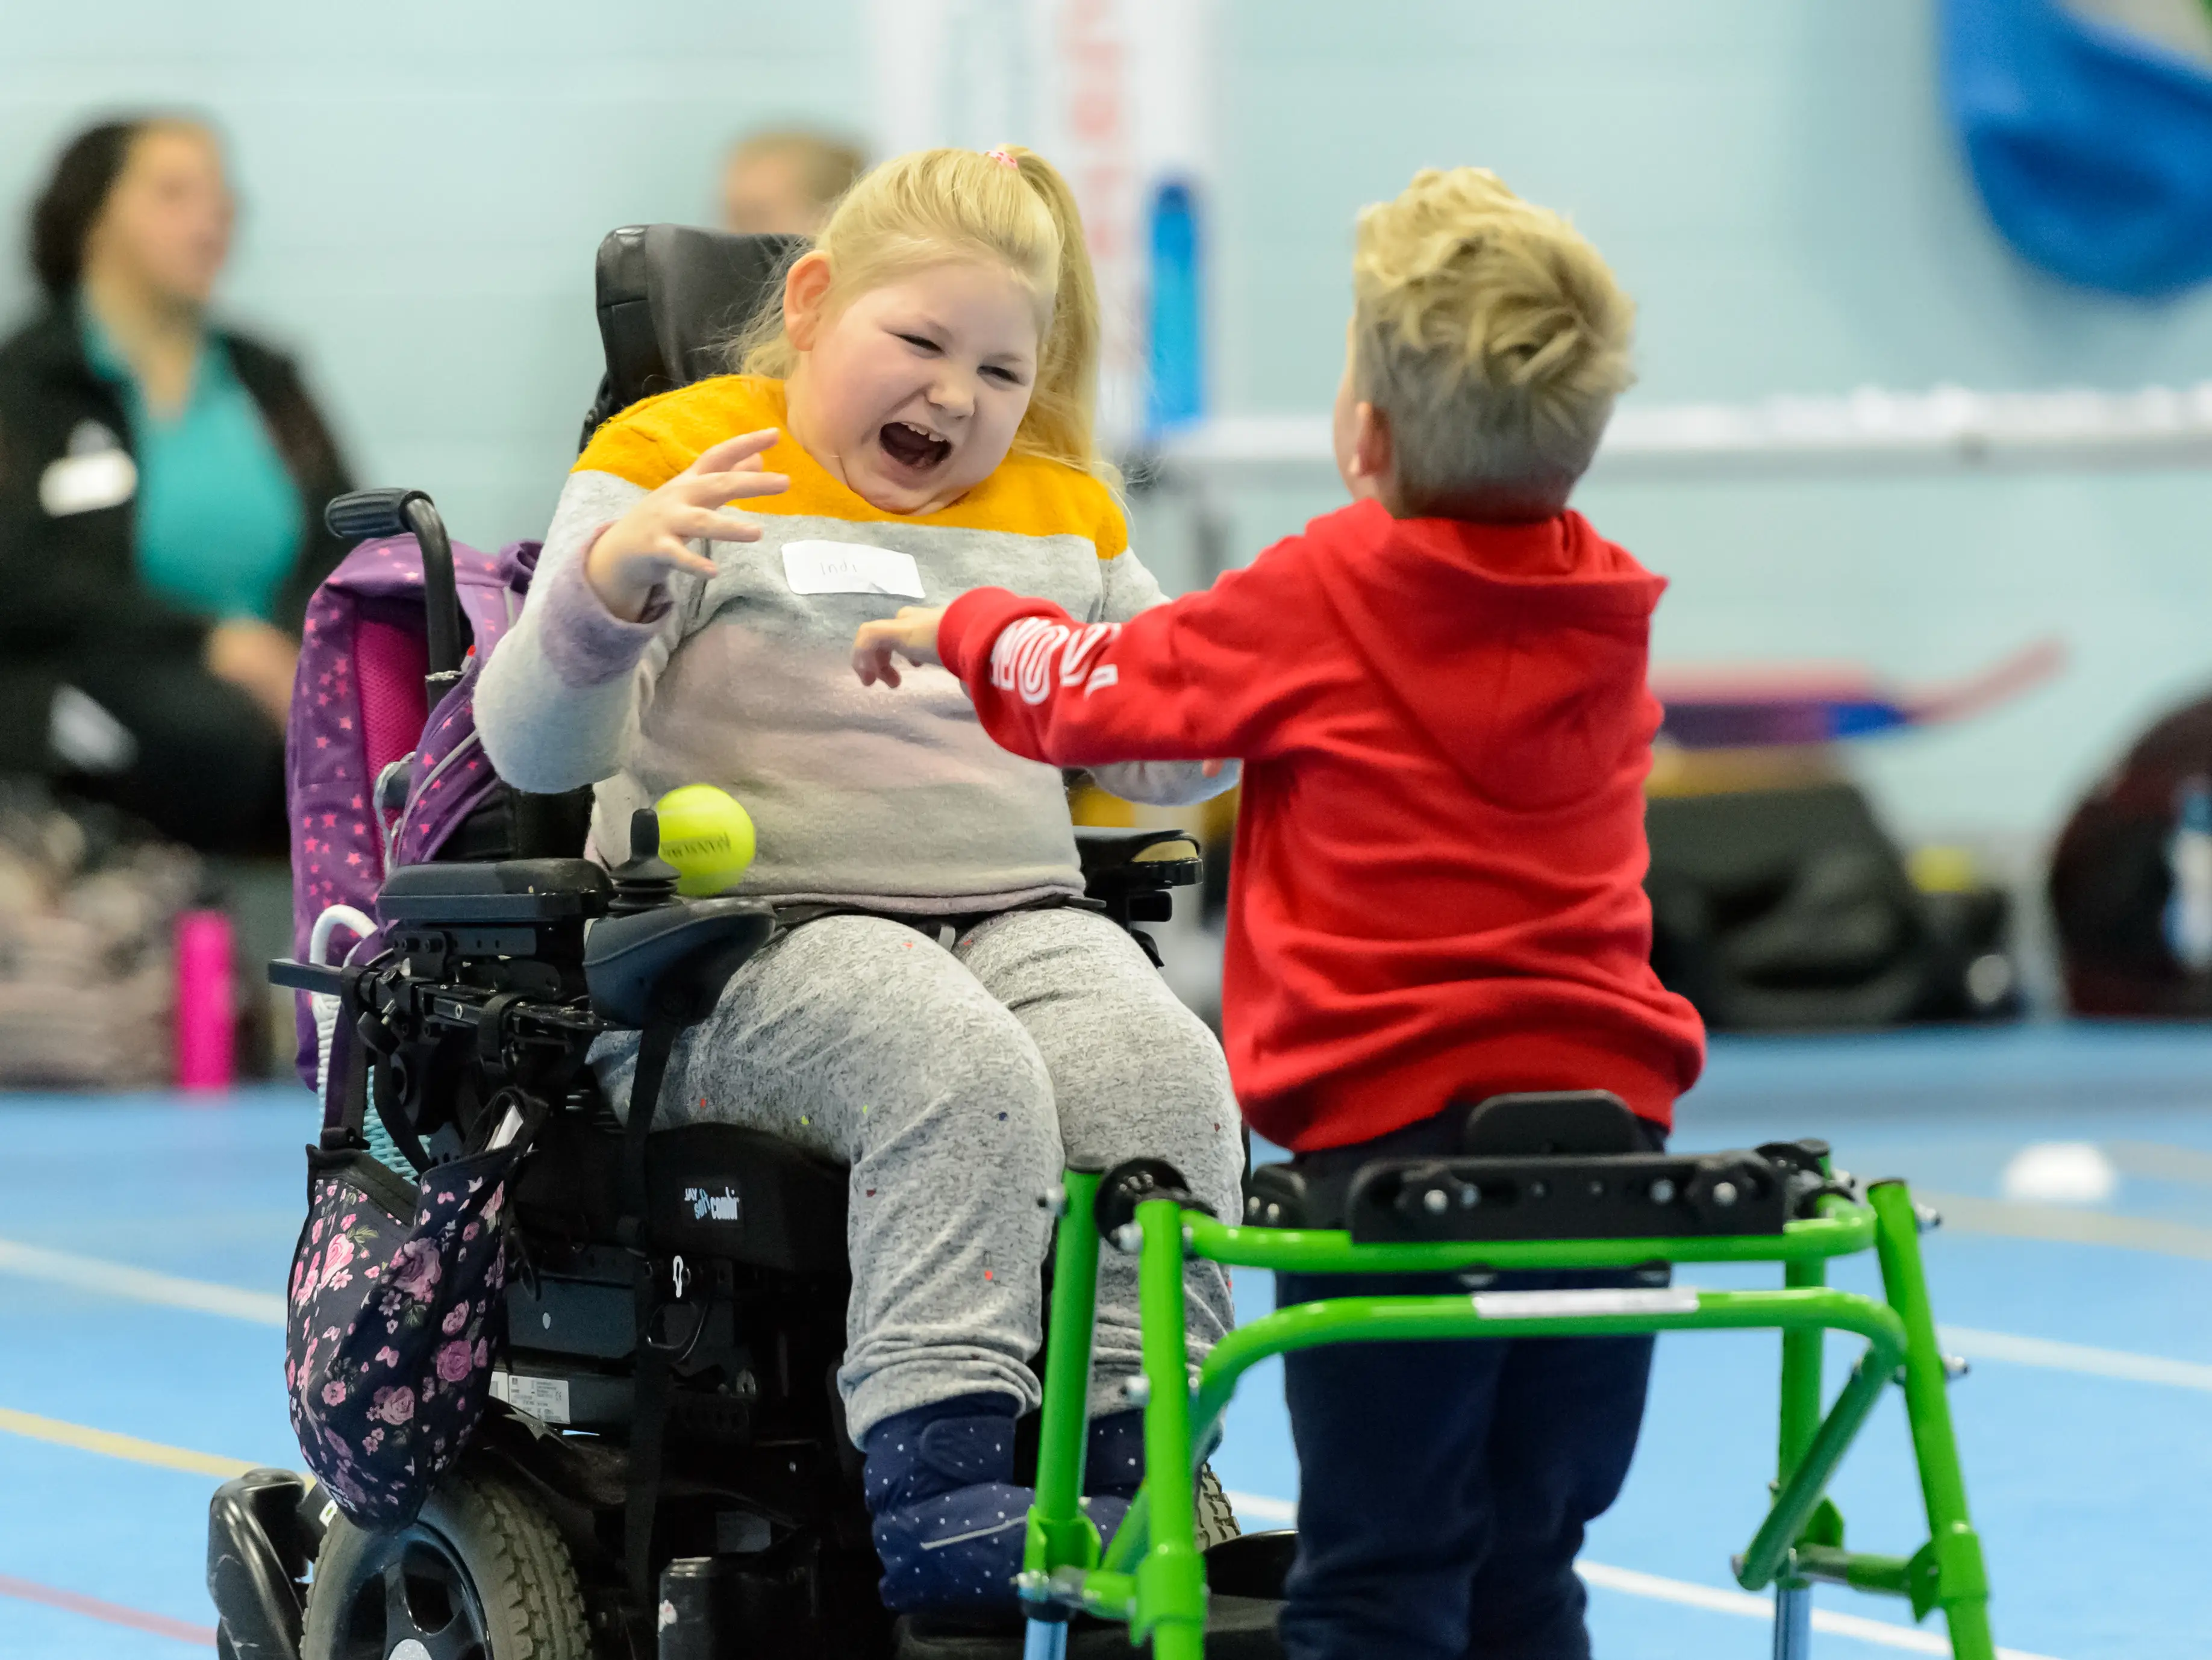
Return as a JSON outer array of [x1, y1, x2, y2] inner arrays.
[[1014, 1162, 1993, 1660]]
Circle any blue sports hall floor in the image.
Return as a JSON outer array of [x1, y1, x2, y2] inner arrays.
[[4, 1023, 2209, 1658]]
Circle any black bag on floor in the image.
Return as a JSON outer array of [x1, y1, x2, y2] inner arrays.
[[1645, 781, 2017, 1030], [2049, 689, 2212, 1016]]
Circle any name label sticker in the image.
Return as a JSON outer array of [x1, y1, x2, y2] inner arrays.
[[1472, 1287, 1699, 1320], [781, 540, 925, 600], [490, 1369, 572, 1425], [39, 449, 137, 517]]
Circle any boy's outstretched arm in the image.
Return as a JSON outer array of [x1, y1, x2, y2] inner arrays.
[[852, 550, 1319, 770]]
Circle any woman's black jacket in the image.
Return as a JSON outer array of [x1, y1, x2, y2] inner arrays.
[[0, 305, 354, 772]]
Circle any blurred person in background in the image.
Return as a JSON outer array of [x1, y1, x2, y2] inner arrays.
[[0, 116, 352, 857], [719, 126, 866, 236]]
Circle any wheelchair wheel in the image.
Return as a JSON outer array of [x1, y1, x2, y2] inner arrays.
[[301, 1465, 590, 1660], [1195, 1463, 1241, 1552]]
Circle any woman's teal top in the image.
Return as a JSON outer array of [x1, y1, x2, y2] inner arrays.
[[80, 305, 304, 623]]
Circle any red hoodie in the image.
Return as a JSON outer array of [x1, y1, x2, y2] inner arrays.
[[939, 497, 1706, 1152]]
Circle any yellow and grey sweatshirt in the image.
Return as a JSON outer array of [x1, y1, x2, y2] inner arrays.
[[476, 375, 1232, 911]]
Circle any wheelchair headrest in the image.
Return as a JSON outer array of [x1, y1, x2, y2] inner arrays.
[[581, 225, 804, 448]]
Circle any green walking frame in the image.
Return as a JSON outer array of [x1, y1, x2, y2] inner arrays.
[[1013, 1158, 1993, 1660]]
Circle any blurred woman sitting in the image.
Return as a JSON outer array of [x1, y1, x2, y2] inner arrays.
[[0, 116, 352, 855]]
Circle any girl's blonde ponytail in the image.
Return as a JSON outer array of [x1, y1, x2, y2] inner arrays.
[[733, 144, 1110, 482], [1001, 146, 1104, 483]]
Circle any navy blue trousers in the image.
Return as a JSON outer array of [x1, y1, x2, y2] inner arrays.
[[1273, 1116, 1664, 1659]]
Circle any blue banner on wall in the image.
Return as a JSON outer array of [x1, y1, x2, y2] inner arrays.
[[1945, 0, 2212, 295]]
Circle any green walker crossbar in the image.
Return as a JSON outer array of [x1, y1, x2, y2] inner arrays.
[[1014, 1160, 1993, 1660]]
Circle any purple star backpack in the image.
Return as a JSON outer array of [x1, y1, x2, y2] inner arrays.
[[283, 532, 540, 1091]]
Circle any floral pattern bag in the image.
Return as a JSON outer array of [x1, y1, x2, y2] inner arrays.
[[284, 1127, 533, 1528]]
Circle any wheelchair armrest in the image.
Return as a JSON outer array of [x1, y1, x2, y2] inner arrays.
[[269, 959, 346, 996], [584, 899, 775, 1028], [1075, 825, 1202, 883], [1076, 826, 1202, 933], [1078, 824, 1201, 898], [378, 858, 610, 925]]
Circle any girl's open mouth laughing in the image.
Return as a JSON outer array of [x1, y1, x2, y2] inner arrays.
[[879, 419, 952, 475]]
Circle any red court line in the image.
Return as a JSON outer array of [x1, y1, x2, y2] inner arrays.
[[0, 1573, 216, 1646]]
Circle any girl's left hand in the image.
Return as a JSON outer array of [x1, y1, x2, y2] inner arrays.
[[852, 607, 948, 688]]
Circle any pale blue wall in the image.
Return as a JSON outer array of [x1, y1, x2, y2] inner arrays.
[[0, 2, 867, 543], [1205, 2, 2212, 846], [7, 1, 2210, 844]]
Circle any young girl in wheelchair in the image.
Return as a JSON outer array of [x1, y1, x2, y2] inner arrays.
[[473, 145, 1243, 1615]]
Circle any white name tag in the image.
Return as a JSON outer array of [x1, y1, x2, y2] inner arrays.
[[1473, 1287, 1699, 1320], [781, 540, 926, 599], [490, 1369, 572, 1425], [39, 449, 137, 517]]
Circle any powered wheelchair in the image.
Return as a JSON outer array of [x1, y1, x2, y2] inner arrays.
[[205, 225, 1283, 1660]]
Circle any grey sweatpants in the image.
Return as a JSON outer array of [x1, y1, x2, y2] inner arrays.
[[595, 904, 1244, 1443]]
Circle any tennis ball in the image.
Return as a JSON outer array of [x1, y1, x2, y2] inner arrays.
[[654, 785, 757, 896]]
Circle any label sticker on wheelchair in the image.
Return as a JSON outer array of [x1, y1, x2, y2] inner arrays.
[[685, 1184, 742, 1225], [781, 540, 926, 599], [1472, 1288, 1699, 1320], [490, 1370, 572, 1425]]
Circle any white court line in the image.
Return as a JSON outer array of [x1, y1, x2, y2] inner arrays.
[[2101, 1140, 2212, 1189], [1921, 1191, 2212, 1259], [7, 1235, 2210, 1400], [1222, 1496, 2058, 1660], [1225, 1491, 1296, 1523], [1573, 1559, 2060, 1660], [1939, 1325, 2212, 1393], [7, 1234, 2208, 1403], [0, 1236, 286, 1326]]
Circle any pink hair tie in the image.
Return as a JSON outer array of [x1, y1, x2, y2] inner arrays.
[[983, 147, 1019, 169]]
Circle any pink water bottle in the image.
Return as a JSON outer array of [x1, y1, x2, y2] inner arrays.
[[174, 908, 236, 1093]]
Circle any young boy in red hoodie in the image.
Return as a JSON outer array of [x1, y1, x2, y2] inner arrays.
[[852, 166, 1706, 1660]]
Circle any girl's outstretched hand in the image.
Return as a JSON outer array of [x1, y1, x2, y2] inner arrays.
[[852, 607, 948, 688], [586, 429, 789, 620]]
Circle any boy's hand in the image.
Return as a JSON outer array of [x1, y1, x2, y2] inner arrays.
[[852, 607, 948, 688], [585, 429, 789, 620]]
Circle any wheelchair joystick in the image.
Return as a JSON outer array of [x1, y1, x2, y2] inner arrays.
[[608, 808, 681, 915]]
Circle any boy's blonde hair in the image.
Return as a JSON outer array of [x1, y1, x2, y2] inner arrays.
[[735, 145, 1109, 482], [1353, 167, 1634, 505]]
